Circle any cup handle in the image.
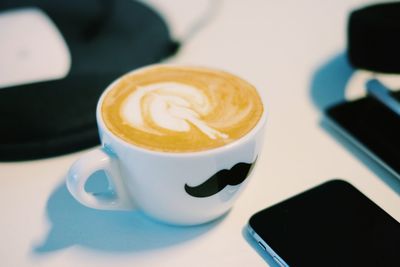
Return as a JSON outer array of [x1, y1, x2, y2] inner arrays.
[[66, 148, 135, 210]]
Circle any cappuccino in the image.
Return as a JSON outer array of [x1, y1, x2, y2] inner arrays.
[[101, 66, 263, 152]]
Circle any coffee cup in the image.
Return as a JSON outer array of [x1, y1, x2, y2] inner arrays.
[[66, 65, 266, 225]]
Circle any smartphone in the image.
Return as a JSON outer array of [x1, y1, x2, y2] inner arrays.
[[247, 180, 400, 267], [325, 91, 400, 180]]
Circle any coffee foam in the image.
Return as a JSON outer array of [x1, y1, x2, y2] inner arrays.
[[121, 82, 229, 139], [101, 66, 263, 152]]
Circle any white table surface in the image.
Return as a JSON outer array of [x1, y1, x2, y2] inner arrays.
[[1, 1, 399, 266]]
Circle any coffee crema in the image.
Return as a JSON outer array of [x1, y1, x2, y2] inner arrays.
[[101, 66, 263, 152]]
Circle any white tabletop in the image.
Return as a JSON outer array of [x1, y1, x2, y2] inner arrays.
[[1, 1, 399, 266]]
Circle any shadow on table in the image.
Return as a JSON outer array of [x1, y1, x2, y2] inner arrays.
[[310, 52, 353, 111], [310, 52, 400, 194], [34, 172, 223, 253]]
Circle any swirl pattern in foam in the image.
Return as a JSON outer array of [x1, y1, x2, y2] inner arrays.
[[101, 66, 263, 153], [121, 82, 228, 139]]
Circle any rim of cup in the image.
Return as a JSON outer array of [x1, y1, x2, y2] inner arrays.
[[96, 64, 268, 158]]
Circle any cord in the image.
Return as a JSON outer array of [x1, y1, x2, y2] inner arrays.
[[179, 0, 222, 43]]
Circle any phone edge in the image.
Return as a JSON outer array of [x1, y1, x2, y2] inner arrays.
[[323, 109, 400, 180], [246, 224, 289, 267]]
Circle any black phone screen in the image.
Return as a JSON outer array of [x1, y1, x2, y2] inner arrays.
[[248, 180, 400, 267], [325, 91, 400, 178]]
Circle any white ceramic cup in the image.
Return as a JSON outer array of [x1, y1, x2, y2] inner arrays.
[[66, 66, 267, 225]]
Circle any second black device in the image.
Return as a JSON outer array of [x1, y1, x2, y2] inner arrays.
[[247, 180, 400, 266]]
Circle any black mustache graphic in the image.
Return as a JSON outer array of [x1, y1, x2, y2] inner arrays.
[[185, 159, 257, 198]]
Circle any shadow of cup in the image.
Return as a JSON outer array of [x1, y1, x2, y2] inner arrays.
[[34, 171, 222, 253]]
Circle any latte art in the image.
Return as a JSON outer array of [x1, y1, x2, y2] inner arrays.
[[121, 82, 230, 139], [101, 66, 263, 152]]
